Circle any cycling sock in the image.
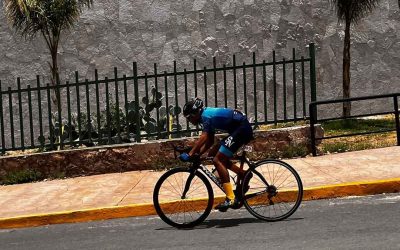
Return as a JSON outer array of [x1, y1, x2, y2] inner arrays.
[[223, 182, 235, 200]]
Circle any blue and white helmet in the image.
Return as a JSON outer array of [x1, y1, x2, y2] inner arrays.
[[183, 98, 204, 117]]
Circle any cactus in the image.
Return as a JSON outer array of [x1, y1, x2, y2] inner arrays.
[[41, 86, 187, 149]]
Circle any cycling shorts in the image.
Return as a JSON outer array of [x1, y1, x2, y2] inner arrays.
[[218, 119, 253, 158]]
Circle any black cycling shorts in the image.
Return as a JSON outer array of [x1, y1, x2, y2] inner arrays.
[[218, 119, 253, 158]]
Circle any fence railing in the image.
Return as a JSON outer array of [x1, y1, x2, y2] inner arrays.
[[0, 43, 317, 154], [309, 93, 400, 156]]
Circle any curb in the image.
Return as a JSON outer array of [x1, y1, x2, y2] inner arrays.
[[303, 178, 400, 201], [1, 178, 399, 229]]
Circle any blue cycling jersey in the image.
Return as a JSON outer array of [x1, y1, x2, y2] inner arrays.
[[200, 107, 246, 134]]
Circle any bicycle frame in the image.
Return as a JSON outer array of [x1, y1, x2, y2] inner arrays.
[[181, 151, 271, 200]]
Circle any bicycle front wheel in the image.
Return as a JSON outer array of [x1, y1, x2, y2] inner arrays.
[[153, 167, 214, 228], [243, 159, 303, 221]]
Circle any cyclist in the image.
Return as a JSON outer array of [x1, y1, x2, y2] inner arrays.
[[178, 97, 253, 211]]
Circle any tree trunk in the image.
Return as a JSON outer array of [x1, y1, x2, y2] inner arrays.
[[343, 18, 351, 118], [50, 43, 60, 112]]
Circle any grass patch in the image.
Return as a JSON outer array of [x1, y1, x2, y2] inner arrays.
[[1, 169, 44, 185], [322, 115, 396, 136], [1, 169, 67, 185], [248, 144, 309, 160], [258, 120, 308, 130], [280, 144, 309, 158], [320, 115, 397, 154]]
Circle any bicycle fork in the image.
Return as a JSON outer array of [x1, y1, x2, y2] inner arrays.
[[181, 170, 196, 199]]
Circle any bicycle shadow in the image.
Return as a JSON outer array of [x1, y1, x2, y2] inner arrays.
[[155, 216, 304, 231]]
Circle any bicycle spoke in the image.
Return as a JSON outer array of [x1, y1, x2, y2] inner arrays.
[[154, 168, 213, 228], [165, 178, 183, 197], [187, 183, 208, 197], [160, 184, 181, 198], [243, 160, 302, 222], [173, 173, 183, 194], [272, 164, 286, 184], [275, 171, 294, 188]]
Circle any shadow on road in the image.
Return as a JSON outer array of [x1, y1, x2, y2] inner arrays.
[[155, 216, 304, 231]]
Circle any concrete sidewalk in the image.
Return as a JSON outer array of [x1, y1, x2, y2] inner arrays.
[[0, 147, 399, 229]]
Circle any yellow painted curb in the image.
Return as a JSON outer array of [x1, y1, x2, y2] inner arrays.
[[303, 178, 400, 201], [0, 203, 156, 229], [0, 178, 399, 229]]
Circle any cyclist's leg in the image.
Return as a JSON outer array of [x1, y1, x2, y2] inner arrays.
[[226, 160, 245, 179], [213, 150, 236, 211], [213, 128, 250, 210], [224, 120, 253, 181], [212, 152, 231, 184], [207, 142, 221, 157]]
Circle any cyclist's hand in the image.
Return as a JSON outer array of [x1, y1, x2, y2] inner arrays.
[[178, 153, 191, 162]]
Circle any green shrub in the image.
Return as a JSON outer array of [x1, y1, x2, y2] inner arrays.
[[281, 144, 309, 158], [1, 169, 43, 185]]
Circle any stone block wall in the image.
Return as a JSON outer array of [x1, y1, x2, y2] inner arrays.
[[0, 0, 399, 147], [1, 0, 399, 101], [0, 125, 323, 182]]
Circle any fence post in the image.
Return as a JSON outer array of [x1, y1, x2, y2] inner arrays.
[[17, 78, 24, 150], [273, 51, 277, 125], [0, 81, 5, 154], [37, 76, 44, 149], [309, 102, 317, 156], [7, 87, 15, 149], [133, 62, 141, 143], [309, 43, 317, 103], [394, 96, 400, 146], [253, 52, 258, 126], [56, 74, 63, 150], [75, 72, 81, 145]]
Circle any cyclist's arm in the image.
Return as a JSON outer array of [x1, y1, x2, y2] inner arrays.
[[199, 132, 214, 155], [189, 132, 214, 157]]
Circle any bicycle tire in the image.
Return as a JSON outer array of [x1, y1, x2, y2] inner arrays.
[[153, 167, 214, 228], [242, 159, 303, 221]]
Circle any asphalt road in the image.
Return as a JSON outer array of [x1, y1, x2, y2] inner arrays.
[[1, 193, 399, 250]]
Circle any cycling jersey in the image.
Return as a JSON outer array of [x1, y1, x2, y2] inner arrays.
[[200, 107, 253, 157], [200, 107, 247, 134]]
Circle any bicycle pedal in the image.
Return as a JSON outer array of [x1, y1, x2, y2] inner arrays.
[[230, 203, 243, 210], [217, 207, 229, 212]]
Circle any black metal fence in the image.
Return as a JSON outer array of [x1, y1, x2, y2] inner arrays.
[[0, 44, 317, 154], [309, 93, 400, 156]]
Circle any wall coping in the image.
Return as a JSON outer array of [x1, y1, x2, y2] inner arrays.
[[0, 124, 321, 160]]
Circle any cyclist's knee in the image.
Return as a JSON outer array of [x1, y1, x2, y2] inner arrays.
[[213, 155, 221, 165], [213, 152, 229, 166]]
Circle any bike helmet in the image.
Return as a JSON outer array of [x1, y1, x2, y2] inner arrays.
[[183, 98, 204, 117]]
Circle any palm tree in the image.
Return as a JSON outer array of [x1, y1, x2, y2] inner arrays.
[[3, 0, 93, 105], [330, 0, 380, 117]]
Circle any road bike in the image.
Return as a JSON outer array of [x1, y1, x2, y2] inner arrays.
[[153, 144, 303, 228]]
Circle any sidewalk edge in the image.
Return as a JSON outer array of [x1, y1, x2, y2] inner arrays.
[[303, 178, 400, 201], [1, 178, 399, 229]]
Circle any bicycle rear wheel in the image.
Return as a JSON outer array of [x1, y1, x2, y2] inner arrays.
[[242, 159, 303, 221], [153, 167, 214, 228]]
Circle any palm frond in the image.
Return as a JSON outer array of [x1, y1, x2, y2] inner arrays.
[[330, 0, 380, 24], [4, 0, 93, 38]]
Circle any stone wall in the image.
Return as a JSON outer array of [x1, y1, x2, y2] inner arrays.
[[1, 0, 399, 100], [0, 0, 399, 147], [0, 125, 323, 183]]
